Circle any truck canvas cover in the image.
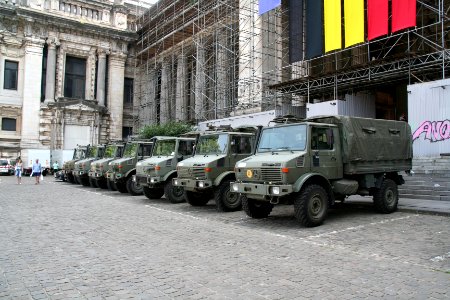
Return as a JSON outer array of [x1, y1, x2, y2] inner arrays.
[[307, 116, 413, 174]]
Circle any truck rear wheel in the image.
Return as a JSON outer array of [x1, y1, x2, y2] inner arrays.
[[242, 196, 273, 218], [89, 177, 98, 188], [67, 173, 75, 184], [116, 181, 128, 193], [143, 186, 164, 199], [294, 185, 328, 227], [373, 179, 398, 213], [126, 177, 143, 196], [107, 179, 117, 191], [214, 180, 242, 212], [185, 191, 210, 206], [164, 180, 185, 203], [80, 177, 90, 187]]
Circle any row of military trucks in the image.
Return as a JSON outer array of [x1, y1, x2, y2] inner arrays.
[[58, 115, 413, 227]]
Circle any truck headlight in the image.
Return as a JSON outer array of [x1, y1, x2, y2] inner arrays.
[[198, 181, 204, 188], [232, 183, 239, 192], [150, 178, 157, 183], [270, 186, 280, 195], [174, 179, 179, 186]]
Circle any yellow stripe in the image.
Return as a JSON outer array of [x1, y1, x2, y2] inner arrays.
[[344, 0, 364, 47], [324, 0, 342, 52]]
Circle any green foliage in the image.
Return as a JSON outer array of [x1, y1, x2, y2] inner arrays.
[[139, 122, 194, 139]]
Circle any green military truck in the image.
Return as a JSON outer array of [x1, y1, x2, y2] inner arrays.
[[134, 136, 196, 203], [105, 139, 154, 195], [231, 115, 413, 227], [173, 127, 258, 212], [73, 145, 106, 186], [88, 142, 125, 189], [62, 145, 89, 183]]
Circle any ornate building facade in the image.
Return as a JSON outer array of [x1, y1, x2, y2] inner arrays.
[[0, 0, 140, 157]]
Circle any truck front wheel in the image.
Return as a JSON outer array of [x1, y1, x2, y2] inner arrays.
[[116, 181, 128, 193], [107, 179, 117, 191], [294, 185, 328, 227], [143, 187, 164, 199], [184, 191, 210, 206], [164, 180, 185, 203], [126, 177, 143, 196], [242, 196, 273, 218], [214, 180, 242, 212], [373, 179, 398, 213]]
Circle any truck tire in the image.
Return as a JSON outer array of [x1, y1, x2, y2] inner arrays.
[[373, 179, 398, 213], [143, 186, 164, 199], [164, 180, 185, 203], [214, 180, 242, 212], [294, 185, 328, 227], [116, 181, 128, 193], [67, 173, 75, 184], [107, 179, 117, 191], [89, 177, 98, 188], [74, 176, 81, 185], [81, 177, 90, 187], [97, 178, 107, 189], [242, 196, 273, 218], [126, 177, 143, 196], [184, 191, 210, 206]]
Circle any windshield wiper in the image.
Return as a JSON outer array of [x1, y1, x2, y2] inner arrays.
[[259, 147, 273, 151]]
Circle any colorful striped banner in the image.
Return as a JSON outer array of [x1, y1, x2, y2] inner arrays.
[[305, 0, 324, 59], [344, 0, 364, 47], [367, 0, 389, 41], [392, 0, 417, 32], [324, 0, 342, 52]]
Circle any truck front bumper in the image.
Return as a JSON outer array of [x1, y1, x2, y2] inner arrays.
[[230, 182, 293, 200], [134, 174, 148, 186], [172, 178, 213, 191]]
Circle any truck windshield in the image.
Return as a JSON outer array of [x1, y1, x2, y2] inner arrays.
[[257, 124, 307, 152], [104, 145, 116, 158], [88, 147, 98, 157], [153, 140, 176, 156], [123, 143, 137, 157], [196, 134, 228, 155], [74, 149, 83, 159]]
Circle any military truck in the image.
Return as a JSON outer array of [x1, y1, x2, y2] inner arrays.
[[135, 136, 196, 203], [105, 139, 153, 195], [73, 145, 106, 186], [88, 142, 125, 189], [62, 145, 89, 183], [231, 115, 413, 227], [173, 127, 258, 212]]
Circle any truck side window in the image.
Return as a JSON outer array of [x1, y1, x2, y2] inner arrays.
[[311, 127, 334, 150], [140, 144, 153, 157], [179, 140, 194, 156], [231, 136, 252, 154]]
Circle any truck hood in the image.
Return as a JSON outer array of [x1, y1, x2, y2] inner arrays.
[[177, 154, 226, 167], [92, 157, 116, 166], [75, 158, 96, 165], [111, 157, 133, 165], [138, 156, 172, 166], [236, 151, 306, 167]]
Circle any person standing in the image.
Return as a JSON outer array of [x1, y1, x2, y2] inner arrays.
[[15, 158, 23, 184], [32, 159, 42, 185], [53, 161, 59, 174]]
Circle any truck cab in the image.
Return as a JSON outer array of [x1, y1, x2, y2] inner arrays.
[[73, 145, 106, 186], [105, 140, 153, 195], [88, 143, 125, 189], [173, 127, 257, 212], [63, 145, 89, 183], [135, 136, 196, 203], [232, 116, 412, 227]]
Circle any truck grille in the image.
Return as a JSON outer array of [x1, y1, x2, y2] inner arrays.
[[192, 168, 206, 179], [261, 168, 282, 182], [178, 168, 190, 178]]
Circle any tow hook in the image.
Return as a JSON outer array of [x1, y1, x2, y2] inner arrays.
[[270, 197, 279, 205]]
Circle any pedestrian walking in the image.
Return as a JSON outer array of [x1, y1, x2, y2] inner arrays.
[[53, 161, 59, 174], [31, 159, 42, 185], [15, 158, 23, 185]]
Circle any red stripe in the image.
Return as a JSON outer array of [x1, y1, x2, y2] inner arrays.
[[392, 0, 417, 32], [367, 0, 388, 41]]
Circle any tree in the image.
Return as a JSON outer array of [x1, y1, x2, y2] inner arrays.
[[139, 121, 194, 139]]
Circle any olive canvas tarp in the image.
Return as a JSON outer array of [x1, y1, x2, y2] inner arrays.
[[308, 116, 413, 174]]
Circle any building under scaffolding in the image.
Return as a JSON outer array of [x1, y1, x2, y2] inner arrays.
[[133, 0, 449, 127]]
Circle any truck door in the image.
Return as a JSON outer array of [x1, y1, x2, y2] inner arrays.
[[310, 126, 342, 179], [229, 135, 254, 171]]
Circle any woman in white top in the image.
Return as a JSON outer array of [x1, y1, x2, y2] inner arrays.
[[15, 158, 23, 185]]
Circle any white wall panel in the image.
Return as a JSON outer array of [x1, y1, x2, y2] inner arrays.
[[64, 125, 91, 150]]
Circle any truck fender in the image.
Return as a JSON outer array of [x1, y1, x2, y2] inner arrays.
[[293, 173, 335, 205], [162, 170, 177, 182], [214, 171, 235, 187], [125, 168, 136, 178]]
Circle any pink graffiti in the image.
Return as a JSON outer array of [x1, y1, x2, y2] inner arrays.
[[413, 120, 450, 142]]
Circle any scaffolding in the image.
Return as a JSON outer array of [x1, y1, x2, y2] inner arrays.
[[131, 0, 450, 128]]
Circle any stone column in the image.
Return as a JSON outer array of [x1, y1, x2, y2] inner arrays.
[[107, 53, 126, 140], [21, 38, 45, 148], [175, 55, 188, 121], [194, 40, 206, 121], [96, 49, 108, 106], [44, 39, 57, 103], [216, 31, 228, 119], [160, 60, 171, 124]]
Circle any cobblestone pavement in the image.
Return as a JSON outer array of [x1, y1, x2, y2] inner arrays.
[[0, 175, 449, 299]]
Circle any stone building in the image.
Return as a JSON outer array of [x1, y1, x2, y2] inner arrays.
[[0, 0, 144, 157]]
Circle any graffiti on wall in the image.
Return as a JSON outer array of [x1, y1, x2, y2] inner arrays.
[[413, 120, 450, 142]]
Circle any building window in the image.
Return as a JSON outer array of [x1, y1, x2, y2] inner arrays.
[[1, 118, 16, 131], [64, 56, 86, 99], [4, 60, 18, 90], [124, 78, 133, 107], [122, 126, 133, 139]]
